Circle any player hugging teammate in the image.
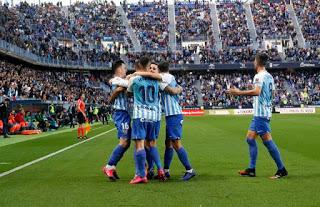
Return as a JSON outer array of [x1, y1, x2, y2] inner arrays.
[[103, 56, 196, 184]]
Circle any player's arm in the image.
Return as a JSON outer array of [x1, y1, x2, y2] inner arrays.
[[227, 86, 261, 96], [132, 71, 162, 81], [110, 77, 129, 88], [108, 87, 126, 103], [164, 85, 183, 95]]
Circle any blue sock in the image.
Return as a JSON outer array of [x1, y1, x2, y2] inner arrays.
[[164, 147, 174, 169], [247, 138, 258, 169], [176, 147, 192, 170], [107, 145, 127, 166], [145, 147, 154, 171], [263, 140, 284, 170], [149, 146, 162, 170], [133, 149, 138, 175], [135, 149, 146, 177]]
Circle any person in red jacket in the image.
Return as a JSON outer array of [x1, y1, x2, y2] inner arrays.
[[15, 109, 28, 128], [77, 93, 87, 139]]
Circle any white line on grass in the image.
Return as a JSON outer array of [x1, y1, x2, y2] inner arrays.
[[0, 128, 116, 178]]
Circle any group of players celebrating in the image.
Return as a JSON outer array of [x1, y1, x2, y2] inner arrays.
[[80, 53, 288, 184], [101, 56, 195, 184]]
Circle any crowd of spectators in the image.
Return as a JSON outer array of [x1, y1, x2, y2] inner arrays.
[[1, 57, 320, 110], [199, 47, 281, 63], [0, 0, 319, 65], [172, 70, 319, 108], [0, 60, 111, 104], [175, 1, 214, 45], [217, 2, 251, 47], [292, 0, 319, 47], [284, 71, 320, 105], [252, 0, 296, 45], [285, 48, 320, 62], [124, 1, 169, 51], [0, 1, 126, 64]]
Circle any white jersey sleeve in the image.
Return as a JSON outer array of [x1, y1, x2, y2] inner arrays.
[[159, 73, 174, 91], [110, 77, 129, 88], [253, 73, 264, 88]]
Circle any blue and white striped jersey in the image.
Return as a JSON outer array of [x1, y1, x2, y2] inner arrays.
[[253, 70, 275, 118], [127, 76, 161, 121], [110, 77, 129, 111], [159, 73, 182, 116]]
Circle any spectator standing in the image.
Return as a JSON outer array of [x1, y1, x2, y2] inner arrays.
[[0, 98, 10, 138]]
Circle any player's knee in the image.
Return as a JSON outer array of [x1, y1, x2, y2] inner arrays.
[[149, 140, 157, 147], [165, 139, 173, 148], [135, 140, 145, 150], [172, 140, 182, 150], [119, 139, 130, 148], [246, 130, 257, 139], [261, 133, 272, 141]]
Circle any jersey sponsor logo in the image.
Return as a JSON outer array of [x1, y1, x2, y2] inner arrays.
[[140, 118, 155, 123], [137, 105, 157, 111]]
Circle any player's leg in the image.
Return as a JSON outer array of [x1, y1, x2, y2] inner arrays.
[[171, 139, 195, 181], [144, 141, 155, 179], [239, 130, 258, 177], [261, 132, 287, 179], [146, 139, 165, 181], [103, 111, 131, 180], [166, 114, 195, 180], [77, 112, 85, 139], [130, 139, 147, 184], [146, 121, 165, 181], [103, 138, 130, 181], [130, 119, 147, 184], [163, 135, 174, 177]]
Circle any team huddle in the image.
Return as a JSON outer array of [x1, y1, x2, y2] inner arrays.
[[101, 56, 195, 184], [97, 53, 287, 184]]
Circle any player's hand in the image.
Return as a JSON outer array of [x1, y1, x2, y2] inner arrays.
[[227, 87, 241, 95], [177, 86, 183, 93], [126, 74, 133, 80]]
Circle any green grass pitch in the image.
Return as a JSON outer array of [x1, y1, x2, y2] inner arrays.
[[0, 114, 320, 207]]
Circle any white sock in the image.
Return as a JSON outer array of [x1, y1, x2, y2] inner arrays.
[[106, 165, 115, 170], [186, 169, 193, 173]]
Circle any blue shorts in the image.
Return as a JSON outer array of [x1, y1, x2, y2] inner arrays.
[[249, 116, 271, 136], [132, 119, 160, 140], [166, 114, 183, 140], [112, 110, 131, 139]]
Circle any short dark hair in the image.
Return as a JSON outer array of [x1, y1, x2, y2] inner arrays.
[[158, 61, 170, 73], [255, 53, 268, 67], [139, 56, 151, 69], [112, 60, 125, 74], [151, 62, 158, 66]]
